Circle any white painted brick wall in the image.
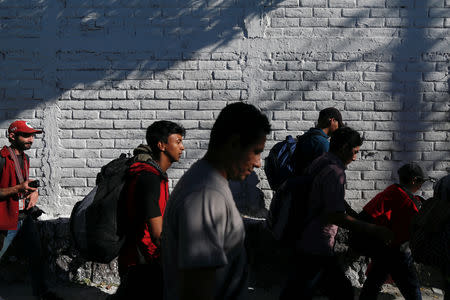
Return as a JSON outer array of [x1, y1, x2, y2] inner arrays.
[[0, 0, 448, 215]]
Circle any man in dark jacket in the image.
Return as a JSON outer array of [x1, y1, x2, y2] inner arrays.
[[280, 127, 393, 300], [0, 120, 61, 300], [294, 107, 344, 175], [114, 121, 185, 300]]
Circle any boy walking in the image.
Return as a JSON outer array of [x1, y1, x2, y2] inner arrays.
[[359, 163, 431, 300], [114, 121, 185, 299]]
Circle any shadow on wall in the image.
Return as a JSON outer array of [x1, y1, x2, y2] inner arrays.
[[230, 171, 267, 218], [1, 0, 448, 207], [0, 0, 283, 211], [389, 0, 450, 191], [0, 0, 280, 121]]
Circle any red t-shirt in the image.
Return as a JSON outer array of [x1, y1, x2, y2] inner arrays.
[[363, 184, 421, 247], [118, 162, 168, 271]]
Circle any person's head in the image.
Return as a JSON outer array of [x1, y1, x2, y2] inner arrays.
[[329, 127, 363, 166], [317, 107, 344, 135], [146, 121, 186, 163], [398, 163, 430, 193], [208, 102, 271, 181], [8, 120, 42, 152]]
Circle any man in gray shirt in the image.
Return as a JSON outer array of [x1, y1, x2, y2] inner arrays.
[[162, 102, 271, 300]]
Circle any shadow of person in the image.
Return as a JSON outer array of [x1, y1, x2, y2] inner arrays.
[[229, 171, 267, 218]]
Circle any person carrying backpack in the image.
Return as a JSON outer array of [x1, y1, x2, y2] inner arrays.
[[294, 107, 344, 176], [264, 107, 343, 191], [113, 121, 185, 300], [265, 107, 345, 239], [279, 127, 393, 300], [358, 163, 432, 300]]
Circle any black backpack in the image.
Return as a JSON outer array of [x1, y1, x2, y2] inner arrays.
[[70, 153, 132, 263], [266, 176, 313, 245], [266, 165, 333, 245]]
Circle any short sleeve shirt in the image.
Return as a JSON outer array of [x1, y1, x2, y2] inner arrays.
[[162, 159, 248, 300], [118, 168, 165, 270], [135, 172, 162, 220]]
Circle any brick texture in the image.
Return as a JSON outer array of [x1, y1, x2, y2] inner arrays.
[[0, 0, 448, 215]]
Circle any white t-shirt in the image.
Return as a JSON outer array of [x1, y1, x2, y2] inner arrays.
[[162, 159, 248, 300]]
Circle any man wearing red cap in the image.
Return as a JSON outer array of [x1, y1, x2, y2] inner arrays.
[[0, 120, 61, 300]]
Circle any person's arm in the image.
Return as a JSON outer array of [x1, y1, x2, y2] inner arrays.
[[178, 268, 216, 300], [0, 180, 37, 200], [318, 169, 394, 244], [147, 216, 162, 248], [327, 212, 394, 244]]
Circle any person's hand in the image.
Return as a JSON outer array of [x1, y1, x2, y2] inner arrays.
[[18, 180, 38, 194], [25, 190, 39, 210]]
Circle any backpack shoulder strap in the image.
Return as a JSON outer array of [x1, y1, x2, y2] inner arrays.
[[6, 147, 26, 183]]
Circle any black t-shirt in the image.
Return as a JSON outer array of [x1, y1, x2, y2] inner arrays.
[[134, 171, 162, 221]]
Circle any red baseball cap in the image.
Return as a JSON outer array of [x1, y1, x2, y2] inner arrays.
[[8, 120, 43, 134]]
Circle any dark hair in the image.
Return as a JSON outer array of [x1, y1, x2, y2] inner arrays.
[[146, 121, 186, 158], [329, 127, 363, 153], [397, 163, 427, 185], [317, 107, 344, 129], [209, 102, 271, 150]]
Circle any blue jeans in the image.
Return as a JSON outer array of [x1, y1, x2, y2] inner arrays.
[[0, 219, 22, 259], [279, 252, 354, 300], [360, 246, 422, 300], [0, 216, 47, 297]]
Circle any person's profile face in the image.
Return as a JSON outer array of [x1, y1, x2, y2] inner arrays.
[[227, 135, 266, 181], [161, 133, 184, 163], [343, 145, 360, 166], [10, 132, 35, 151], [329, 118, 340, 134]]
